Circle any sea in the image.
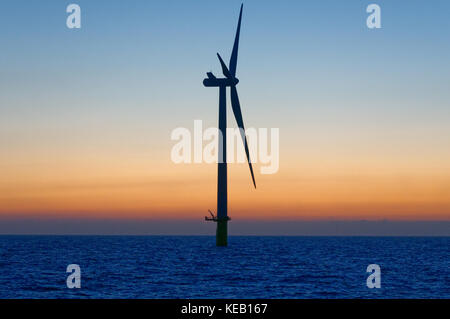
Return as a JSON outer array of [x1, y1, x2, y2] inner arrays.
[[0, 236, 448, 299]]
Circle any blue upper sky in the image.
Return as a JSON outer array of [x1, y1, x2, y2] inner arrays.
[[2, 0, 449, 160], [2, 0, 449, 127]]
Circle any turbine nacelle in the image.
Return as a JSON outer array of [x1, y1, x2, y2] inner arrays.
[[203, 52, 240, 87], [203, 75, 239, 87]]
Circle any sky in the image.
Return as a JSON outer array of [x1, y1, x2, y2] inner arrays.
[[0, 0, 449, 234]]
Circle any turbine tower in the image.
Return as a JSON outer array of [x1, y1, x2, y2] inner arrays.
[[203, 4, 256, 246]]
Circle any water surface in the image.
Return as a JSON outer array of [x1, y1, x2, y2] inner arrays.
[[0, 236, 448, 298]]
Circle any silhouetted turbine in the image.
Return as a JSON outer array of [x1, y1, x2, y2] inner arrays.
[[203, 4, 256, 246]]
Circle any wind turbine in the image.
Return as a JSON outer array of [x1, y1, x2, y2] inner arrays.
[[203, 4, 256, 246]]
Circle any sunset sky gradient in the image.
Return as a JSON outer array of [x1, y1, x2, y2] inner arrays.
[[1, 0, 449, 233]]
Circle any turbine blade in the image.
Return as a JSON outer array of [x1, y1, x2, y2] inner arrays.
[[217, 53, 232, 79], [229, 4, 243, 77], [230, 85, 256, 188]]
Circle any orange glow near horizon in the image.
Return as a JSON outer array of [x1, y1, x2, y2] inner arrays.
[[1, 149, 449, 221]]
